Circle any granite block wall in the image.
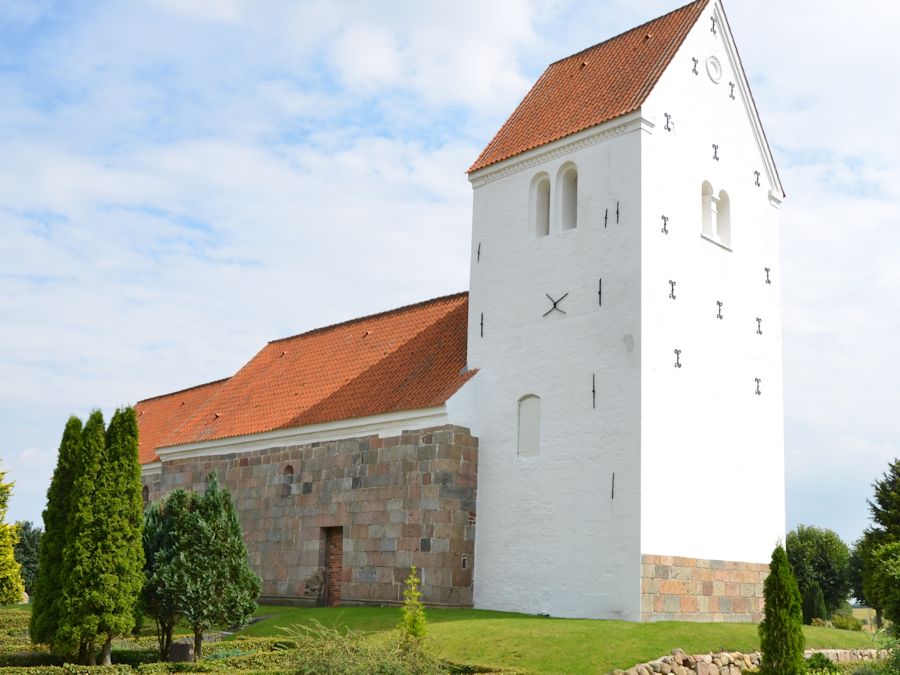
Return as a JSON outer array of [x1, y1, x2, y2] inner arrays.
[[640, 554, 768, 622], [141, 425, 478, 607]]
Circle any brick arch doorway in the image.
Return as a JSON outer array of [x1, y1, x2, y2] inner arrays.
[[323, 527, 344, 607]]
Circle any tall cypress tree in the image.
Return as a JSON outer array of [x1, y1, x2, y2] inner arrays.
[[58, 410, 106, 663], [0, 470, 24, 604], [31, 416, 83, 647], [94, 407, 145, 665], [758, 544, 805, 675]]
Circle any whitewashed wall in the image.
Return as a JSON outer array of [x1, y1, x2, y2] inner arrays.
[[464, 117, 645, 620], [638, 0, 785, 563]]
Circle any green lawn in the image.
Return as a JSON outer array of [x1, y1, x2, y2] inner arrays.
[[233, 605, 877, 674]]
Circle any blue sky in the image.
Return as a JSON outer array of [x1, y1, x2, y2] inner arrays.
[[1, 0, 898, 549]]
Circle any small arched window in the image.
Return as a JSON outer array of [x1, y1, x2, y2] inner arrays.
[[517, 395, 541, 458], [530, 173, 550, 237], [559, 165, 578, 230], [282, 465, 294, 498], [142, 485, 149, 507], [701, 182, 732, 248]]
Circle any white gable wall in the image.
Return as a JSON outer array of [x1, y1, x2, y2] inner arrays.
[[638, 0, 785, 563], [466, 118, 644, 620]]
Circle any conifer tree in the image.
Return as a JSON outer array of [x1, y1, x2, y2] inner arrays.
[[147, 474, 259, 661], [30, 416, 82, 647], [758, 544, 805, 675], [58, 410, 106, 663], [142, 495, 185, 661], [93, 407, 145, 665], [181, 473, 259, 660], [801, 580, 827, 624], [868, 458, 900, 539], [0, 470, 24, 604], [13, 521, 42, 595], [399, 566, 427, 645]]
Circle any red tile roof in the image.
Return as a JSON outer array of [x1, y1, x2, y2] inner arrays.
[[135, 379, 227, 464], [468, 0, 709, 173], [136, 293, 473, 464]]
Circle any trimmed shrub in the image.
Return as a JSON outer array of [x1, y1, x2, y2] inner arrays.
[[758, 544, 805, 675]]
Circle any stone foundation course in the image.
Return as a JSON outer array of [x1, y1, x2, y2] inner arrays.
[[641, 555, 768, 622], [610, 648, 890, 675]]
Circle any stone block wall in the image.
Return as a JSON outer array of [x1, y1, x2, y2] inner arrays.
[[142, 471, 162, 505], [141, 424, 478, 607], [640, 555, 768, 622]]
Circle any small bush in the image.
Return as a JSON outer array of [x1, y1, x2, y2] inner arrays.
[[399, 566, 427, 644], [806, 652, 840, 672], [280, 622, 446, 675], [831, 613, 863, 631], [811, 617, 829, 627]]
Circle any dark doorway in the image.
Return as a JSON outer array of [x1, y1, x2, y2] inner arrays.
[[323, 527, 343, 607]]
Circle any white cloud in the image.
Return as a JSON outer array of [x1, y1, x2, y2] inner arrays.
[[2, 448, 56, 525]]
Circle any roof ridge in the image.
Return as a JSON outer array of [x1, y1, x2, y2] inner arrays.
[[137, 377, 229, 405], [468, 0, 710, 174], [268, 291, 469, 344], [547, 0, 708, 68]]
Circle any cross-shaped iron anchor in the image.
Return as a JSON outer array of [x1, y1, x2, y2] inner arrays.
[[543, 292, 569, 317]]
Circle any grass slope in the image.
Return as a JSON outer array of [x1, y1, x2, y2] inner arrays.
[[233, 605, 875, 674]]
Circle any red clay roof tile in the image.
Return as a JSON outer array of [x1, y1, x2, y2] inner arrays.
[[136, 293, 472, 463], [468, 0, 709, 173], [135, 378, 228, 464]]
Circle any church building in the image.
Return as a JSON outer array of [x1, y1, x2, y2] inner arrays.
[[137, 0, 785, 622]]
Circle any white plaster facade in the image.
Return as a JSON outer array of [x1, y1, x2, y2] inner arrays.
[[461, 0, 785, 619]]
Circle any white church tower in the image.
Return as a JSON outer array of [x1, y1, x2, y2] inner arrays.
[[462, 0, 785, 621]]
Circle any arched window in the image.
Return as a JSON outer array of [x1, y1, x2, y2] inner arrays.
[[559, 164, 578, 230], [530, 173, 550, 237], [517, 395, 541, 458], [716, 190, 731, 246], [282, 465, 294, 498], [701, 182, 732, 248], [142, 485, 149, 507]]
